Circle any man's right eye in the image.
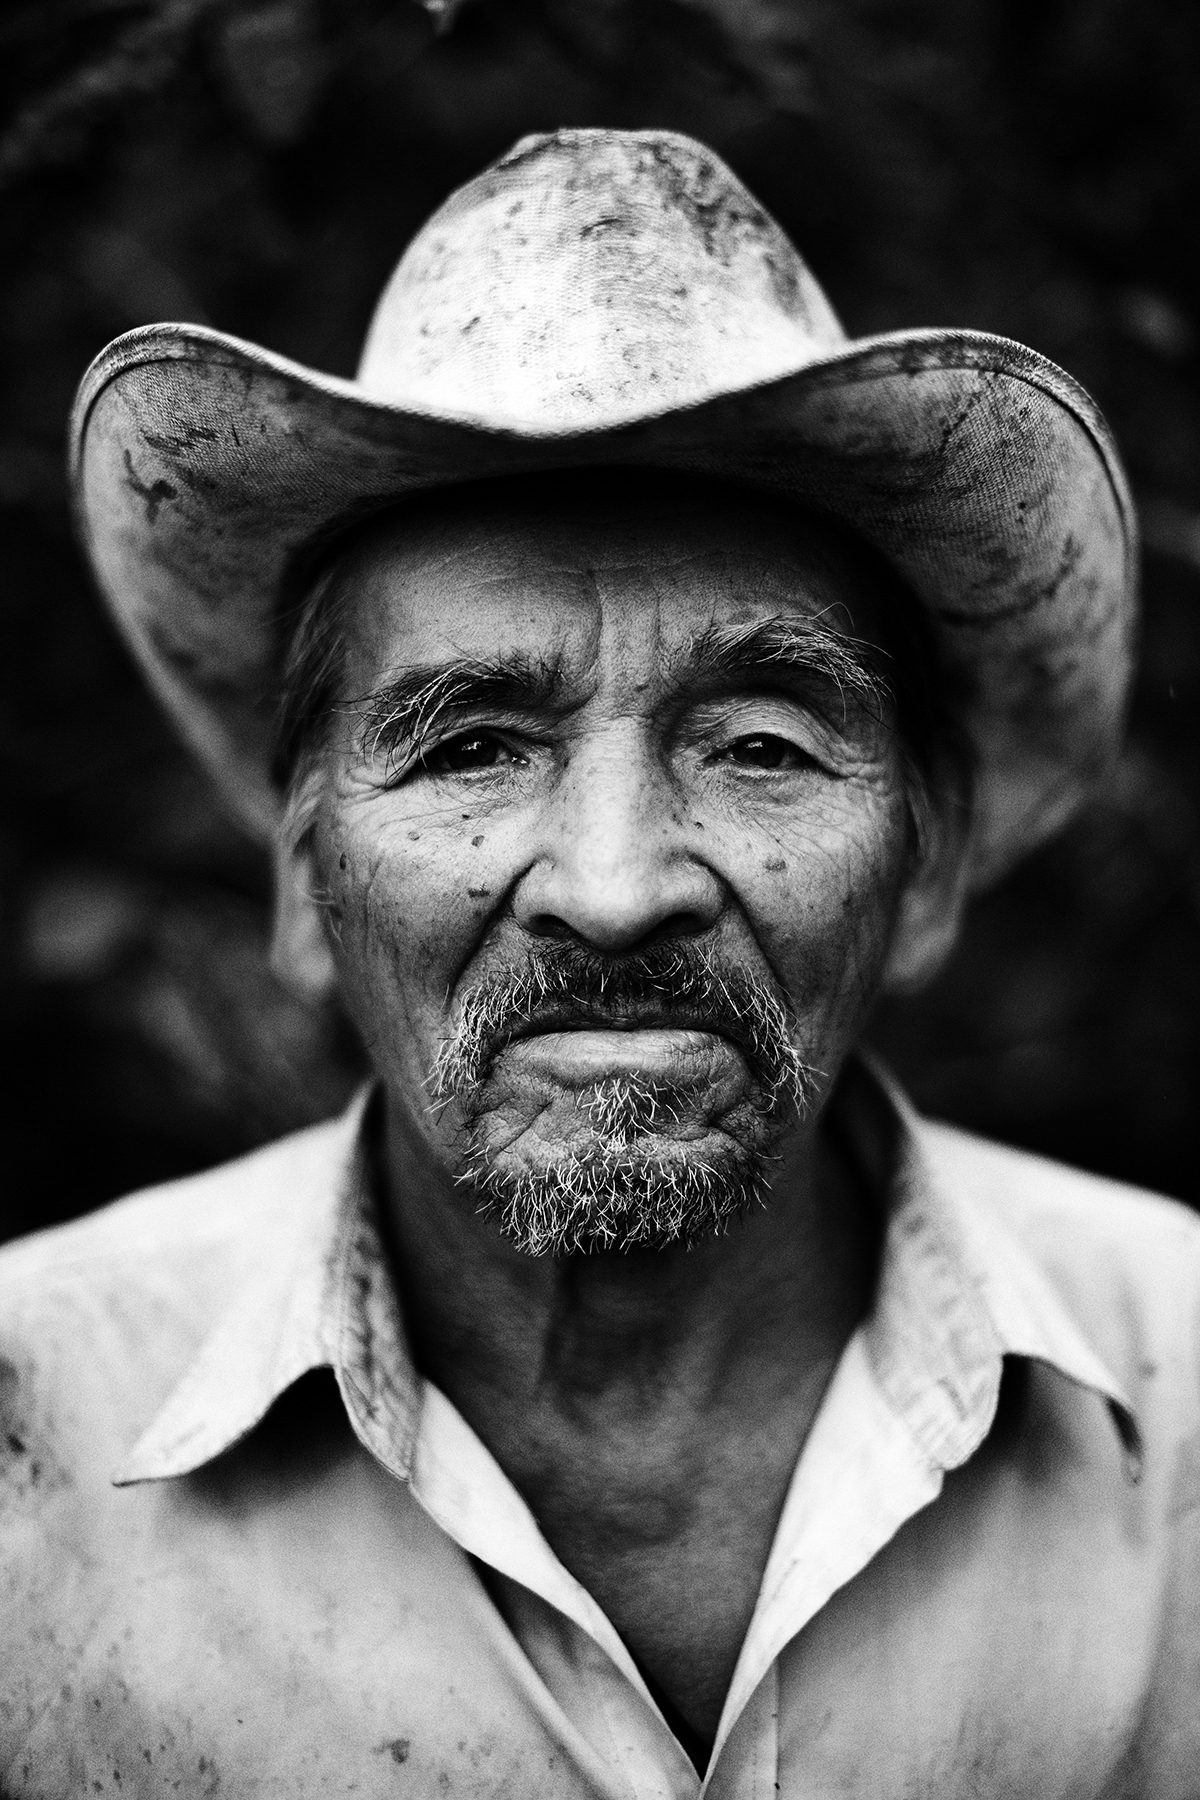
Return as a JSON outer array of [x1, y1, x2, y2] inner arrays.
[[416, 732, 518, 775]]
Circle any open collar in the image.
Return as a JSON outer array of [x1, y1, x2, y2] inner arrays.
[[851, 1057, 1141, 1477], [114, 1063, 1140, 1493], [115, 1088, 420, 1486]]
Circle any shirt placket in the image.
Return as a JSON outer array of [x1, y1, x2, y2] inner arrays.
[[410, 1382, 702, 1800], [702, 1333, 949, 1788]]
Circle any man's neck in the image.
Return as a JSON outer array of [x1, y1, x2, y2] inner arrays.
[[377, 1101, 878, 1756]]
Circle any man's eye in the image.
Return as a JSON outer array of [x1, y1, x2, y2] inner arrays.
[[723, 734, 808, 770], [418, 732, 517, 775]]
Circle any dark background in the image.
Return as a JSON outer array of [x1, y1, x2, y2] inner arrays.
[[2, 0, 1198, 1245]]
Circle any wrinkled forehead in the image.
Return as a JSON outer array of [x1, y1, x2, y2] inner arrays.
[[323, 473, 898, 686]]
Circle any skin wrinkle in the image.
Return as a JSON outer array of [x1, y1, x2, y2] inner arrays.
[[353, 654, 569, 784], [295, 493, 928, 1202], [278, 516, 953, 887], [428, 937, 816, 1255], [273, 471, 971, 1753], [348, 616, 889, 795], [325, 690, 895, 1206]]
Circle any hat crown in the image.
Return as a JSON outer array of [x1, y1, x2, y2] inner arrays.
[[356, 129, 845, 429]]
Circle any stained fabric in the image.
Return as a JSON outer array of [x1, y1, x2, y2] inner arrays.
[[1, 1062, 1198, 1797]]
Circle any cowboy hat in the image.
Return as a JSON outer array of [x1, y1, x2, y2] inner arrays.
[[69, 127, 1136, 888]]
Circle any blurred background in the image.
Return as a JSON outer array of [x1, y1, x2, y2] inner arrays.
[[2, 0, 1198, 1244]]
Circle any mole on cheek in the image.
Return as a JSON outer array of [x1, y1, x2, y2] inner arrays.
[[471, 835, 484, 848], [407, 831, 421, 841], [764, 856, 787, 873], [339, 853, 348, 871]]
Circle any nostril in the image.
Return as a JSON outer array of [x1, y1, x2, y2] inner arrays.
[[525, 911, 579, 943]]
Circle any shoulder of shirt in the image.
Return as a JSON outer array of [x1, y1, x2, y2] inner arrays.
[[0, 1116, 360, 1756], [0, 1110, 351, 1294], [912, 1113, 1200, 1425], [913, 1113, 1200, 1258], [0, 1116, 353, 1492]]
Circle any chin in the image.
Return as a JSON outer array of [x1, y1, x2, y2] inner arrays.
[[462, 1124, 770, 1258]]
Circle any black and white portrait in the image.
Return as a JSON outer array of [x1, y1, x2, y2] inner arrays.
[[1, 6, 1198, 1794]]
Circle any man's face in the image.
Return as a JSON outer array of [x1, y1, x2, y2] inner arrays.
[[301, 481, 924, 1254]]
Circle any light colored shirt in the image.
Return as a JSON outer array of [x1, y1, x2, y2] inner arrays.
[[2, 1063, 1199, 1798]]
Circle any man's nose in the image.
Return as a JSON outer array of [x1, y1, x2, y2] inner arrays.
[[513, 730, 723, 951]]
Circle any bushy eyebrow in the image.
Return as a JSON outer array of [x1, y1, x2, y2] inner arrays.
[[350, 614, 890, 777], [679, 615, 891, 728], [350, 654, 563, 776]]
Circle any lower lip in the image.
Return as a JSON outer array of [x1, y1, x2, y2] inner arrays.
[[500, 1028, 731, 1086]]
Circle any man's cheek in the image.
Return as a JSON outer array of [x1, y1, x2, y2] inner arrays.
[[322, 844, 435, 1015], [752, 826, 905, 1021], [328, 831, 503, 1031]]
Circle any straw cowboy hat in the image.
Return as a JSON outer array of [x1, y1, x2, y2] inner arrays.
[[69, 127, 1136, 888]]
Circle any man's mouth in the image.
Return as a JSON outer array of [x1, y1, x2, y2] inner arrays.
[[500, 1002, 726, 1049], [497, 1024, 735, 1088], [431, 944, 810, 1118]]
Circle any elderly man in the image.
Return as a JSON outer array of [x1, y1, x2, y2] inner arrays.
[[2, 129, 1197, 1797]]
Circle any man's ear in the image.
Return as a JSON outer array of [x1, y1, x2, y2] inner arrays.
[[269, 806, 339, 1002], [880, 779, 974, 994]]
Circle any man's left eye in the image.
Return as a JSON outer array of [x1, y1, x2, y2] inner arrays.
[[417, 732, 518, 774], [722, 734, 809, 770]]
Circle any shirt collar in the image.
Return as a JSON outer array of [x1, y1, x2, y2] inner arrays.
[[116, 1088, 420, 1486], [849, 1056, 1141, 1478], [114, 1062, 1140, 1488]]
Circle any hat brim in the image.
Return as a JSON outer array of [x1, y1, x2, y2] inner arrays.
[[70, 321, 1135, 889]]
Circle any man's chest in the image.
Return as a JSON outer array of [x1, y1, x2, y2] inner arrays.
[[4, 1457, 571, 1800], [509, 1448, 800, 1754], [2, 1436, 1173, 1800]]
